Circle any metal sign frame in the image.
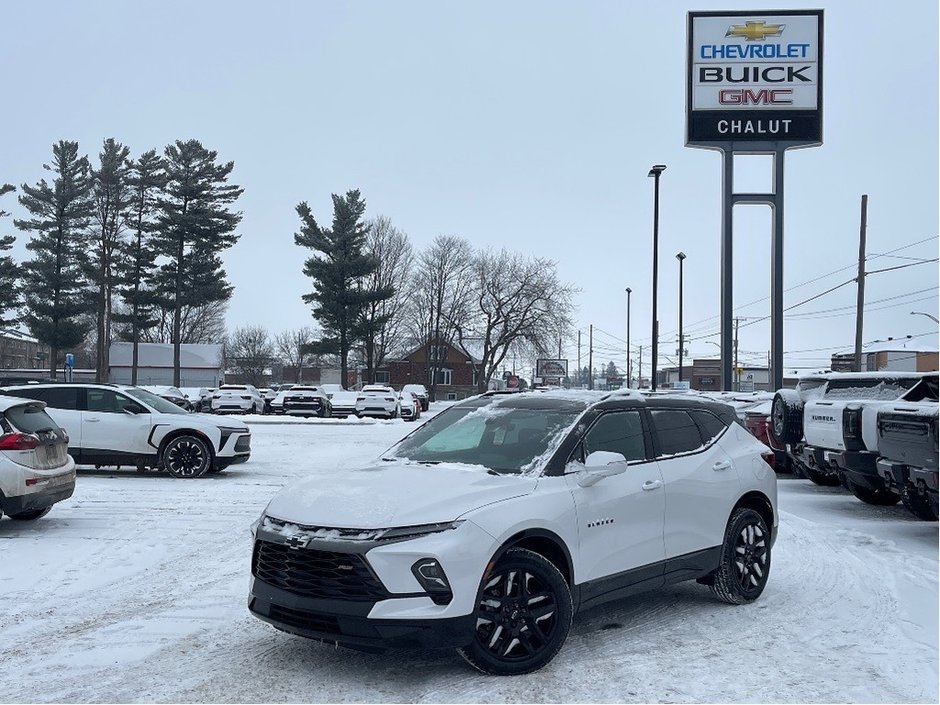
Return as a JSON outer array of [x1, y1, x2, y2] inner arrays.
[[686, 9, 824, 392]]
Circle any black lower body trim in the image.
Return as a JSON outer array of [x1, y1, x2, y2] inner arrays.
[[834, 451, 886, 492], [1, 484, 74, 515]]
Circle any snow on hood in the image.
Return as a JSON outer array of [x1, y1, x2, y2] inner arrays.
[[264, 461, 537, 528]]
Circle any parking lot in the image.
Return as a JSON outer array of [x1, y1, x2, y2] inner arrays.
[[1, 415, 937, 703]]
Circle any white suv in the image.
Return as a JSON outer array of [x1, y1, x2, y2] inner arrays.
[[0, 396, 76, 521], [211, 385, 265, 415], [355, 385, 400, 419], [249, 390, 777, 674], [2, 384, 251, 478]]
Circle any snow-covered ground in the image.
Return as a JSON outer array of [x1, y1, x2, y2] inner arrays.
[[1, 409, 936, 703]]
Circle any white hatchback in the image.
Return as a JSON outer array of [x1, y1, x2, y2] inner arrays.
[[0, 395, 76, 521], [355, 385, 401, 419]]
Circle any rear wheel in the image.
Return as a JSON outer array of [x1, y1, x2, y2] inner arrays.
[[900, 485, 938, 520], [458, 548, 572, 676], [9, 506, 52, 521], [802, 460, 841, 487], [162, 435, 212, 478], [847, 481, 900, 506], [710, 508, 771, 605]]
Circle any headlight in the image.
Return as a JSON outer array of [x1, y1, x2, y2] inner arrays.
[[218, 426, 246, 433], [378, 520, 463, 541]]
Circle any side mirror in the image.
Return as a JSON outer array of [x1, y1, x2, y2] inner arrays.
[[578, 450, 629, 487], [123, 404, 146, 415]]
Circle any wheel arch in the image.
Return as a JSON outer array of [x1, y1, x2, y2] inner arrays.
[[491, 528, 574, 587], [158, 428, 217, 460], [732, 491, 775, 537]]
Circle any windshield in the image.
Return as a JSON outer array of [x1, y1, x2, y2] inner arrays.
[[823, 378, 922, 401], [125, 387, 189, 414], [389, 397, 585, 474]]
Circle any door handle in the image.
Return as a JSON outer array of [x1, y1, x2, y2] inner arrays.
[[85, 417, 100, 423], [641, 480, 663, 491], [713, 460, 731, 471]]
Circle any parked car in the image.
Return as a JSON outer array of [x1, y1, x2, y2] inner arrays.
[[398, 389, 422, 422], [257, 388, 278, 414], [355, 385, 400, 419], [771, 372, 927, 486], [0, 395, 76, 521], [402, 384, 430, 412], [211, 385, 265, 415], [326, 389, 358, 418], [249, 390, 777, 675], [1, 383, 251, 478], [281, 386, 332, 418], [140, 385, 193, 412], [180, 387, 211, 413], [875, 399, 939, 520]]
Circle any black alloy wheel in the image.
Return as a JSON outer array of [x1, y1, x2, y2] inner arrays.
[[458, 548, 572, 676], [162, 435, 212, 478], [710, 508, 772, 605]]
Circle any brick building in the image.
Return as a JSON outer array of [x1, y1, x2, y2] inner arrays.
[[373, 341, 482, 400]]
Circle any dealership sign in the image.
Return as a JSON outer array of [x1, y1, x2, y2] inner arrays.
[[687, 9, 823, 146], [536, 358, 568, 379]]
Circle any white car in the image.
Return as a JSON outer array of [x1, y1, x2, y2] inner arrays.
[[0, 395, 76, 521], [401, 383, 430, 411], [281, 386, 332, 418], [249, 390, 777, 674], [326, 390, 358, 418], [211, 385, 265, 415], [180, 387, 211, 413], [355, 385, 400, 419], [2, 384, 252, 478]]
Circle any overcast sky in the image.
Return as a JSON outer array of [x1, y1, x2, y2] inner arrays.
[[3, 0, 937, 378]]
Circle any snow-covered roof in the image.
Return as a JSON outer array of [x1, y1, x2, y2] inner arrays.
[[837, 337, 939, 355], [109, 342, 223, 369]]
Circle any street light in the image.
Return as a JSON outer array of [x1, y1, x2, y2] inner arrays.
[[648, 164, 666, 391], [625, 287, 632, 388], [676, 252, 686, 383], [911, 310, 939, 324]]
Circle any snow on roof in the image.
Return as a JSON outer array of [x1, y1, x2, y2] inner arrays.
[[109, 342, 223, 369], [837, 337, 939, 355]]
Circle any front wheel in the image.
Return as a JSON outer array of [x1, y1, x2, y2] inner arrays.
[[901, 485, 938, 521], [9, 506, 52, 521], [457, 548, 573, 676], [710, 508, 771, 605], [162, 435, 212, 478], [802, 460, 841, 487]]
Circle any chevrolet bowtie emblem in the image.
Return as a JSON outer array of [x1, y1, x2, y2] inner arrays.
[[286, 535, 309, 550], [726, 21, 785, 41]]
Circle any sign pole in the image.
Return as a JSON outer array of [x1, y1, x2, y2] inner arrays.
[[720, 150, 734, 392], [771, 148, 786, 391]]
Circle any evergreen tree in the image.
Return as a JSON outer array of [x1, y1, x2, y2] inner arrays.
[[114, 149, 165, 384], [87, 138, 132, 382], [15, 141, 94, 377], [294, 190, 386, 387], [154, 139, 242, 386], [0, 184, 20, 327]]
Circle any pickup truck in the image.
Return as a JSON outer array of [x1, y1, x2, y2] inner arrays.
[[771, 372, 929, 489], [875, 400, 938, 520]]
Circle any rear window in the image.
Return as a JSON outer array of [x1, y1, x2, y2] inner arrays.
[[690, 409, 727, 442], [4, 404, 59, 433], [824, 378, 922, 401], [651, 409, 704, 456], [7, 386, 81, 410]]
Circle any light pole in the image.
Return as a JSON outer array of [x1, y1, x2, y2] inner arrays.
[[648, 164, 666, 391], [625, 287, 632, 388], [911, 310, 940, 324], [676, 252, 686, 383]]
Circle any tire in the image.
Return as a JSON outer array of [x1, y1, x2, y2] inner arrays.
[[162, 435, 212, 478], [710, 508, 772, 605], [771, 391, 804, 445], [457, 547, 573, 676], [847, 480, 900, 506], [802, 459, 842, 487], [900, 485, 938, 521], [9, 506, 52, 520]]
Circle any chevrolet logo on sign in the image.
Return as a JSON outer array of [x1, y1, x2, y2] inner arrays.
[[726, 20, 785, 41]]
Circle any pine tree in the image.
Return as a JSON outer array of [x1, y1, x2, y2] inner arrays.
[[15, 141, 94, 377], [0, 183, 20, 327], [154, 139, 243, 386], [114, 149, 165, 384], [87, 138, 132, 383], [294, 190, 387, 387]]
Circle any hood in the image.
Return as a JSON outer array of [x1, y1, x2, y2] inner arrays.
[[181, 412, 248, 429], [264, 461, 537, 528]]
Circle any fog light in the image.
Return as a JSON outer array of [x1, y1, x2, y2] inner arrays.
[[411, 558, 453, 605]]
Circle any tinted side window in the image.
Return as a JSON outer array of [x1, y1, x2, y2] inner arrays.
[[582, 411, 646, 462], [33, 387, 81, 411], [86, 389, 130, 413], [690, 410, 727, 443], [651, 409, 703, 456], [5, 387, 48, 402]]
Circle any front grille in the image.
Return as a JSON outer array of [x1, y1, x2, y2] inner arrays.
[[267, 604, 342, 635], [234, 435, 251, 452], [252, 540, 387, 601]]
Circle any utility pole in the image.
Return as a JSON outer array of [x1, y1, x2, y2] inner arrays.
[[558, 335, 562, 360], [625, 287, 632, 389], [588, 325, 594, 390], [854, 194, 869, 372], [638, 344, 643, 390], [577, 330, 582, 387], [733, 317, 741, 392]]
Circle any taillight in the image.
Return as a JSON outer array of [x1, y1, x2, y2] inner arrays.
[[0, 432, 41, 450], [241, 396, 251, 400], [760, 450, 775, 470], [385, 397, 395, 402]]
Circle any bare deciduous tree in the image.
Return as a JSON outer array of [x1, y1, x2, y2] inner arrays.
[[275, 326, 317, 382], [358, 216, 413, 381], [452, 250, 576, 393], [138, 301, 228, 345], [408, 235, 475, 401], [226, 325, 274, 386]]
